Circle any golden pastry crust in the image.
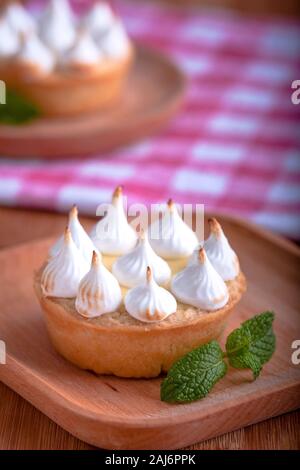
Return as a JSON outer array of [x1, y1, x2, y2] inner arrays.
[[34, 269, 246, 378], [0, 47, 134, 116]]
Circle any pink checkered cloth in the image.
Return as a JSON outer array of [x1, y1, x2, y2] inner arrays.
[[0, 1, 300, 238]]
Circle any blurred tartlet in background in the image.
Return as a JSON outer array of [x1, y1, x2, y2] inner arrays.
[[0, 0, 134, 116]]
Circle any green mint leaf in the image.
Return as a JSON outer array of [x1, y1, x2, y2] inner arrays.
[[226, 346, 263, 379], [0, 89, 40, 125], [226, 311, 275, 378], [241, 311, 276, 365], [161, 340, 227, 403]]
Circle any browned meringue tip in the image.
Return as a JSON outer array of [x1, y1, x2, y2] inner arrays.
[[208, 217, 222, 237], [113, 185, 123, 199], [167, 198, 174, 210], [198, 247, 206, 264], [64, 226, 72, 243], [146, 266, 153, 282], [145, 308, 164, 322], [92, 250, 101, 266], [69, 204, 78, 219]]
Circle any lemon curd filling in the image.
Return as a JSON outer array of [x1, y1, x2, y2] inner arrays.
[[102, 254, 190, 299]]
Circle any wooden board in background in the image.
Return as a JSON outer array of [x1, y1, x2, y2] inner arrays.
[[151, 0, 300, 16], [0, 46, 185, 159], [0, 213, 299, 449]]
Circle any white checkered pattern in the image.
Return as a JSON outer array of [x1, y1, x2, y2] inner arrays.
[[0, 0, 299, 238]]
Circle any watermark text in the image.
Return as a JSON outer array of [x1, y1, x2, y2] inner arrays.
[[0, 340, 6, 365], [0, 80, 6, 104], [291, 80, 300, 105], [95, 200, 204, 242], [291, 340, 300, 365]]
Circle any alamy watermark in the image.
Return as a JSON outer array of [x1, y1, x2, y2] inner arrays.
[[0, 340, 6, 365], [0, 80, 6, 105], [291, 340, 300, 365], [291, 80, 300, 105], [94, 200, 205, 241]]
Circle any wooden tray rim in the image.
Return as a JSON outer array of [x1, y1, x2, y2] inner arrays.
[[0, 213, 299, 448], [0, 45, 186, 138]]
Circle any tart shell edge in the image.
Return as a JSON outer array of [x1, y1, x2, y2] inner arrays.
[[34, 271, 246, 378]]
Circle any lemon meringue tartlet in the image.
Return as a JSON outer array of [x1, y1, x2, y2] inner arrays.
[[0, 0, 134, 116], [34, 191, 246, 378]]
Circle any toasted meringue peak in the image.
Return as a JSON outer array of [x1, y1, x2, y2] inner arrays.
[[146, 265, 152, 281], [92, 249, 101, 266], [75, 250, 122, 318], [91, 186, 137, 256], [112, 229, 171, 288], [148, 200, 199, 259], [0, 17, 19, 57], [84, 1, 115, 39], [113, 185, 122, 199], [200, 217, 239, 281], [49, 205, 96, 263], [204, 217, 240, 280], [16, 31, 55, 72], [62, 28, 103, 69], [41, 227, 89, 298], [208, 217, 222, 237], [39, 0, 76, 53], [171, 248, 229, 311], [167, 198, 174, 209], [4, 3, 36, 34], [100, 19, 130, 59], [124, 266, 177, 323], [70, 204, 78, 218], [198, 247, 206, 264]]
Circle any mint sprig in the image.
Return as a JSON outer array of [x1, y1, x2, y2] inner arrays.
[[226, 311, 275, 379], [0, 89, 40, 125], [161, 311, 275, 404], [161, 341, 227, 403]]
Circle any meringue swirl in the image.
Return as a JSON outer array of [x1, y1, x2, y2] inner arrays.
[[204, 218, 240, 280], [0, 18, 19, 57], [4, 2, 36, 35], [50, 205, 96, 264], [148, 199, 199, 259], [84, 1, 115, 39], [17, 32, 55, 73], [189, 218, 239, 281], [0, 0, 132, 75], [125, 267, 177, 323], [112, 230, 171, 287], [39, 0, 76, 53], [100, 20, 130, 59], [75, 251, 122, 318], [62, 29, 103, 70], [171, 248, 229, 310], [41, 227, 89, 298], [91, 186, 137, 256]]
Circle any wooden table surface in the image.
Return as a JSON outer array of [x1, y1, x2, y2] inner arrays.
[[0, 206, 299, 450]]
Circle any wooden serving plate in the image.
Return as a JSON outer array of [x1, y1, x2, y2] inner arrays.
[[0, 45, 185, 159], [0, 214, 299, 450]]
